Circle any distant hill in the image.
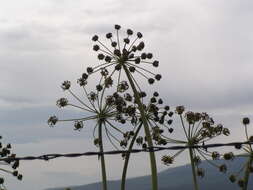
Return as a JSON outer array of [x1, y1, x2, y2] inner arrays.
[[47, 157, 253, 190]]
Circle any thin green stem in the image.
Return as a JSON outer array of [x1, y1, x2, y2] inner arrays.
[[180, 115, 189, 140], [98, 122, 107, 190], [121, 122, 143, 190], [244, 124, 252, 152], [189, 147, 199, 190], [68, 89, 95, 112], [123, 65, 158, 190], [242, 124, 253, 190], [242, 154, 253, 190], [0, 168, 12, 174]]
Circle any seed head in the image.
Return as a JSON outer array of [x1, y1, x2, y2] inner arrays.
[[155, 74, 162, 80], [223, 152, 234, 160], [176, 106, 185, 115], [114, 24, 121, 30], [106, 33, 112, 39], [161, 155, 173, 166], [56, 98, 68, 108], [127, 29, 133, 35], [92, 35, 98, 41], [137, 32, 143, 38], [197, 168, 205, 178], [97, 53, 105, 60], [229, 175, 236, 183], [238, 179, 245, 188], [242, 117, 250, 125], [61, 81, 71, 90], [152, 61, 159, 67], [219, 164, 227, 173], [93, 45, 100, 51], [74, 121, 84, 131], [111, 41, 117, 47], [48, 116, 58, 126], [87, 67, 94, 74]]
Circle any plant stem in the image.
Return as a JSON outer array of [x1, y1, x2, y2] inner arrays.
[[189, 147, 199, 190], [123, 65, 158, 190], [242, 154, 253, 190], [98, 122, 107, 190], [121, 122, 143, 190], [242, 124, 253, 190]]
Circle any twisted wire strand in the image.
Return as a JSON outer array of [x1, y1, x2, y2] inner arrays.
[[0, 141, 251, 162]]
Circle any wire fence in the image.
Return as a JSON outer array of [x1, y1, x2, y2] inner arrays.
[[0, 141, 251, 162]]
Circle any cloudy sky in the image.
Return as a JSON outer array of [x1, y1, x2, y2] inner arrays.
[[1, 0, 253, 189]]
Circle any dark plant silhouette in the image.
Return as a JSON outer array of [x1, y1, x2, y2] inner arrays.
[[161, 106, 230, 190], [0, 136, 22, 190], [121, 91, 173, 190], [225, 117, 253, 190], [48, 76, 143, 190], [89, 24, 163, 190], [45, 24, 253, 190]]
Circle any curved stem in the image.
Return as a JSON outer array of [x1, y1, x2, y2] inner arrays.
[[189, 147, 199, 190], [121, 122, 143, 190], [242, 124, 253, 190], [180, 115, 189, 140], [123, 65, 158, 190], [242, 154, 253, 190], [244, 124, 252, 152], [98, 122, 107, 190]]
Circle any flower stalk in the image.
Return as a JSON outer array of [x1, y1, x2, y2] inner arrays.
[[98, 121, 108, 190], [241, 118, 252, 190], [121, 122, 143, 190], [242, 154, 253, 190], [123, 65, 158, 190], [189, 146, 199, 190], [90, 24, 164, 190], [162, 107, 231, 190]]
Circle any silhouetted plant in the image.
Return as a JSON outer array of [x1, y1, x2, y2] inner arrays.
[[121, 91, 173, 190], [49, 24, 166, 190], [89, 24, 163, 190], [161, 106, 230, 190], [48, 76, 143, 190], [46, 24, 253, 190], [225, 117, 253, 190], [0, 136, 22, 190]]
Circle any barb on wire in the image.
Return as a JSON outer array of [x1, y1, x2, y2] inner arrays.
[[0, 141, 252, 162]]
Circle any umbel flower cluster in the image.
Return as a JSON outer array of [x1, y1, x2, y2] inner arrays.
[[161, 106, 231, 190], [224, 117, 253, 189], [49, 80, 135, 148], [48, 25, 168, 151], [48, 82, 173, 149], [89, 24, 162, 87], [48, 24, 170, 190], [0, 136, 22, 190], [48, 24, 251, 190]]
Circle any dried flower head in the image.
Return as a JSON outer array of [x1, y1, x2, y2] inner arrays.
[[161, 106, 231, 186], [48, 116, 58, 126], [87, 24, 162, 90], [227, 117, 253, 188], [242, 117, 250, 125], [0, 137, 23, 189], [161, 155, 174, 166], [48, 74, 151, 150], [175, 106, 185, 115]]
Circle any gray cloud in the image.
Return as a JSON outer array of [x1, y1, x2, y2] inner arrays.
[[0, 0, 252, 142], [0, 105, 94, 144], [1, 0, 253, 189]]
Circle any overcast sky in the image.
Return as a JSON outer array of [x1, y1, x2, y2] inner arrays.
[[1, 0, 253, 189]]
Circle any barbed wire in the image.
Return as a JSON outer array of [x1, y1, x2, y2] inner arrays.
[[0, 141, 252, 162]]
